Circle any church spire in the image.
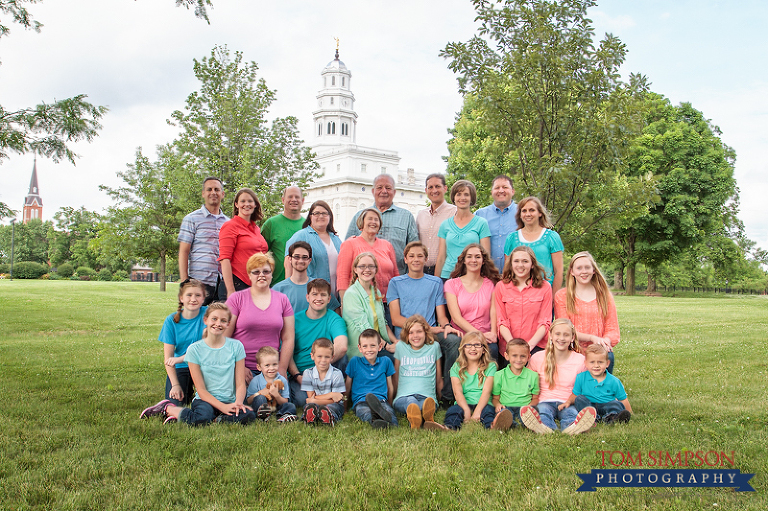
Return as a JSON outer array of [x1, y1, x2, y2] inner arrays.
[[313, 42, 357, 146], [23, 159, 43, 223]]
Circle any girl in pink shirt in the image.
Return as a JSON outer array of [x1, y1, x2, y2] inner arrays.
[[495, 246, 552, 356], [520, 319, 595, 435]]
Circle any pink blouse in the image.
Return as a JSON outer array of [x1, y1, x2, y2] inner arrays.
[[444, 277, 495, 334], [336, 236, 399, 298], [528, 350, 585, 403], [495, 280, 552, 353]]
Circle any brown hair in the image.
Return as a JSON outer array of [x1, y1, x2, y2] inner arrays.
[[302, 200, 337, 235], [449, 243, 501, 283], [232, 188, 263, 223], [502, 246, 546, 287], [350, 252, 382, 301], [311, 337, 334, 355], [403, 240, 428, 260], [174, 279, 207, 323], [256, 346, 279, 364], [584, 343, 609, 361], [515, 196, 553, 230], [505, 337, 529, 355], [399, 315, 436, 346], [355, 207, 383, 233], [450, 179, 477, 206]]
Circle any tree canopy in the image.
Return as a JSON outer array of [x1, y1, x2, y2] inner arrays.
[[441, 0, 656, 244]]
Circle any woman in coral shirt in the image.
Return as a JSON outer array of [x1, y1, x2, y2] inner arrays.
[[218, 188, 268, 297], [337, 208, 398, 302], [554, 251, 620, 373]]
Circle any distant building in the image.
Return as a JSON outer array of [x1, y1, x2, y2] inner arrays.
[[304, 49, 429, 233], [22, 160, 43, 224]]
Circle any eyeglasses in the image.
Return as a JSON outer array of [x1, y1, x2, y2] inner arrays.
[[250, 269, 273, 276], [311, 211, 330, 217], [463, 343, 483, 349], [356, 265, 376, 271], [291, 255, 311, 260]]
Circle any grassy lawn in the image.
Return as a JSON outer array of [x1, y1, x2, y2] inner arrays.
[[0, 281, 765, 510]]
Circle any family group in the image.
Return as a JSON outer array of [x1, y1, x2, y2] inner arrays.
[[139, 172, 631, 434]]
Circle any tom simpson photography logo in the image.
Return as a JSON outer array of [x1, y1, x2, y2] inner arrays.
[[577, 450, 755, 492]]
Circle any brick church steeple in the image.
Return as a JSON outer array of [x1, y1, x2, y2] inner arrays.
[[22, 159, 43, 224]]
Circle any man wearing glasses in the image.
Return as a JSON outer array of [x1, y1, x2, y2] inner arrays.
[[273, 241, 340, 314]]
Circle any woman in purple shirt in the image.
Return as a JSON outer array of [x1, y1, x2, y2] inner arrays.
[[225, 252, 295, 383]]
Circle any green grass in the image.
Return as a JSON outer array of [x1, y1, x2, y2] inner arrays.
[[0, 281, 765, 510]]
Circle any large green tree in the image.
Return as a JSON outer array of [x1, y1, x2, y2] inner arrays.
[[169, 45, 319, 219], [441, 0, 655, 244], [96, 147, 186, 291], [0, 218, 50, 264], [47, 206, 101, 268], [617, 98, 738, 294]]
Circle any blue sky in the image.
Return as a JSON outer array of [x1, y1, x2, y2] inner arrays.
[[1, 0, 765, 251]]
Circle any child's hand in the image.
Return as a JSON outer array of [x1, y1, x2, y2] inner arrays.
[[268, 385, 281, 398], [220, 403, 240, 415], [462, 406, 472, 422], [165, 356, 181, 367], [495, 404, 505, 414], [385, 343, 396, 354], [557, 403, 568, 411], [169, 385, 184, 401], [257, 388, 271, 397], [470, 410, 483, 422]]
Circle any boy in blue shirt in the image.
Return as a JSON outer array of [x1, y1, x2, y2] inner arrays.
[[300, 338, 346, 426], [273, 241, 340, 313], [563, 344, 632, 424], [246, 346, 297, 423], [346, 329, 398, 429]]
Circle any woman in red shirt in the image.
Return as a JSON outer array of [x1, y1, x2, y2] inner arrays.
[[218, 188, 268, 297]]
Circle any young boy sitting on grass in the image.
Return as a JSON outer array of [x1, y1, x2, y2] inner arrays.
[[246, 346, 297, 423], [561, 344, 632, 424], [345, 329, 398, 429], [300, 338, 346, 426], [490, 338, 540, 431]]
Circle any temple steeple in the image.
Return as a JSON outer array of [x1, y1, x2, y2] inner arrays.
[[312, 44, 357, 146], [22, 159, 43, 223]]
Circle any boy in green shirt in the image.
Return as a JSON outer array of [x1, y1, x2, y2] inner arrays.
[[491, 338, 540, 430]]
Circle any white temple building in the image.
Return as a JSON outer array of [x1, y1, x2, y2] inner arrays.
[[304, 49, 429, 233]]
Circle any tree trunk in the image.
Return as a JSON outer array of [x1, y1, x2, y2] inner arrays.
[[613, 261, 625, 290], [646, 273, 657, 293], [159, 251, 167, 292], [626, 263, 636, 295]]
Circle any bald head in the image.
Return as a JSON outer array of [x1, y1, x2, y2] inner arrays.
[[373, 174, 396, 211], [282, 186, 305, 219]]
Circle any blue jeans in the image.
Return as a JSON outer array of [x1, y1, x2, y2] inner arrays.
[[250, 395, 297, 417], [179, 399, 256, 426], [354, 399, 398, 426], [498, 406, 523, 427], [607, 351, 615, 374], [438, 333, 461, 402], [574, 395, 624, 421], [445, 403, 495, 429], [324, 402, 345, 421], [536, 401, 578, 431], [393, 394, 429, 414], [165, 367, 194, 406]]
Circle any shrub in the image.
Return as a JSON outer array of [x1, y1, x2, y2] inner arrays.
[[48, 272, 63, 280], [76, 266, 96, 279], [13, 261, 49, 279], [113, 270, 130, 282], [57, 263, 75, 278], [98, 268, 112, 281], [0, 263, 8, 274]]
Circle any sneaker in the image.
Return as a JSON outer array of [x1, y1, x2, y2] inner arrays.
[[365, 394, 395, 424], [277, 414, 298, 424], [318, 406, 336, 426], [520, 405, 553, 434], [423, 421, 449, 431], [163, 415, 178, 425], [563, 406, 597, 435], [371, 419, 392, 429], [613, 410, 631, 424], [140, 399, 172, 419], [302, 403, 320, 424], [257, 404, 273, 421], [491, 408, 514, 431], [406, 403, 423, 429], [422, 397, 437, 423]]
